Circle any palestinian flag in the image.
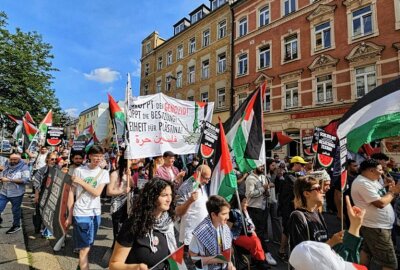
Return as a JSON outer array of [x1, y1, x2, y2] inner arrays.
[[84, 132, 99, 153], [337, 77, 400, 152], [22, 118, 39, 151], [25, 111, 36, 124], [266, 131, 293, 150], [224, 83, 266, 173], [107, 93, 125, 137], [79, 124, 95, 139], [6, 114, 22, 124], [39, 110, 53, 134], [165, 246, 186, 270], [209, 119, 237, 202]]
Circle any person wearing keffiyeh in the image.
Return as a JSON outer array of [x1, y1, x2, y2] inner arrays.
[[109, 178, 177, 270], [189, 195, 235, 270]]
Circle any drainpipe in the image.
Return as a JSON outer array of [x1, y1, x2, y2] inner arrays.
[[229, 3, 235, 116]]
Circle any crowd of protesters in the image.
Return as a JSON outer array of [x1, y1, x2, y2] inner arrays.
[[1, 142, 400, 270]]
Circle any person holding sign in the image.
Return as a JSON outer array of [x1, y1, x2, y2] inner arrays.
[[189, 195, 235, 270], [109, 178, 177, 270], [156, 151, 185, 190], [65, 145, 110, 270], [107, 156, 135, 249]]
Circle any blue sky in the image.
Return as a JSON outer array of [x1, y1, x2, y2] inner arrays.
[[2, 0, 206, 117]]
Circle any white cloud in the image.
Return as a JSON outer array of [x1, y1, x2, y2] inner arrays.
[[131, 59, 141, 78], [84, 67, 120, 83], [83, 102, 89, 109], [64, 108, 79, 118]]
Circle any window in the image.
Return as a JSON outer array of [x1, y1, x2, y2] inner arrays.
[[238, 93, 247, 107], [315, 22, 331, 51], [167, 51, 173, 66], [316, 75, 333, 103], [175, 23, 185, 35], [157, 57, 163, 70], [218, 20, 227, 39], [145, 42, 151, 53], [218, 53, 226, 73], [284, 0, 296, 16], [239, 18, 248, 37], [177, 45, 183, 60], [202, 60, 210, 79], [187, 95, 194, 101], [217, 88, 226, 108], [188, 66, 195, 84], [191, 10, 203, 24], [203, 30, 210, 47], [144, 63, 150, 76], [355, 65, 376, 98], [189, 38, 196, 54], [284, 34, 298, 61], [259, 45, 271, 69], [166, 77, 171, 91], [201, 92, 209, 102], [143, 84, 149, 95], [285, 82, 298, 108], [259, 6, 270, 27], [352, 6, 372, 38], [238, 53, 248, 76], [176, 71, 182, 88], [156, 80, 161, 93], [211, 0, 226, 11], [264, 91, 271, 112]]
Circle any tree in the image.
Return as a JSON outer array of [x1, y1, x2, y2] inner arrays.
[[0, 11, 66, 132]]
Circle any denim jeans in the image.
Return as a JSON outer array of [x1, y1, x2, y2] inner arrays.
[[0, 194, 24, 226]]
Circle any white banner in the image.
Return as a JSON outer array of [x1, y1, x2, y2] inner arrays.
[[125, 93, 214, 159]]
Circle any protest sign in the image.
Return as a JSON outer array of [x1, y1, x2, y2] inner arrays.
[[317, 131, 337, 157], [198, 121, 220, 167], [72, 140, 86, 152], [40, 168, 71, 241], [125, 93, 214, 159], [301, 129, 314, 156], [45, 126, 64, 146]]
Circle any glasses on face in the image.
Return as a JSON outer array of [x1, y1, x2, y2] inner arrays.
[[50, 158, 56, 161], [308, 186, 322, 192], [201, 175, 211, 181]]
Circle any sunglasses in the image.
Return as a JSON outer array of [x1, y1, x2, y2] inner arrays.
[[308, 186, 322, 192], [50, 158, 57, 161], [201, 175, 211, 181]]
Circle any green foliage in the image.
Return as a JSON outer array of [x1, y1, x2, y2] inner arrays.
[[0, 11, 66, 131]]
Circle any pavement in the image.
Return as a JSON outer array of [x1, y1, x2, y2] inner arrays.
[[0, 190, 292, 270]]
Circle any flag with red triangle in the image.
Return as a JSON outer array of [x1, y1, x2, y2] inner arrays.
[[22, 118, 39, 151], [107, 93, 125, 137], [150, 246, 187, 270], [266, 131, 293, 150], [39, 110, 53, 134], [6, 114, 22, 124], [209, 118, 238, 202], [24, 111, 36, 124]]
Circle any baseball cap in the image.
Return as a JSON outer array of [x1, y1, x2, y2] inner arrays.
[[308, 170, 331, 181], [289, 241, 367, 270], [290, 156, 308, 164], [163, 151, 175, 158]]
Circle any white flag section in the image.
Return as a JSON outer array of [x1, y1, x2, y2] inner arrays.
[[125, 93, 214, 159]]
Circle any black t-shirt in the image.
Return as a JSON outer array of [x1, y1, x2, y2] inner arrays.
[[288, 209, 328, 251], [117, 220, 169, 269]]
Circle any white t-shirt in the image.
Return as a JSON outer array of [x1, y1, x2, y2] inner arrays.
[[73, 165, 110, 217], [351, 174, 395, 229]]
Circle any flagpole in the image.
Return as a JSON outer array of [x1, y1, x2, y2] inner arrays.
[[235, 188, 248, 236], [27, 129, 40, 152], [341, 188, 344, 231], [112, 120, 120, 157]]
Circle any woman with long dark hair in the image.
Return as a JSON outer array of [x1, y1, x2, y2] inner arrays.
[[106, 155, 135, 248], [109, 178, 177, 270]]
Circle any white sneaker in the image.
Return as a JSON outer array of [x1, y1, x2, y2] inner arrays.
[[265, 252, 277, 266]]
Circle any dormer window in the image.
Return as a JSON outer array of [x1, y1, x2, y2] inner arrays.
[[175, 23, 185, 35], [211, 0, 226, 11], [191, 10, 203, 24]]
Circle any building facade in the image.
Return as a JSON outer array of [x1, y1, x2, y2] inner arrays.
[[231, 0, 400, 157], [140, 0, 233, 123]]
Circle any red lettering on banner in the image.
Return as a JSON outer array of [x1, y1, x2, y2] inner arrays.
[[164, 103, 188, 116]]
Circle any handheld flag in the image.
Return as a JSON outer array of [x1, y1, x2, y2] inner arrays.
[[24, 111, 36, 124], [266, 131, 293, 150], [39, 110, 53, 134], [337, 77, 400, 152], [107, 93, 126, 136], [224, 83, 266, 173], [209, 118, 238, 202]]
